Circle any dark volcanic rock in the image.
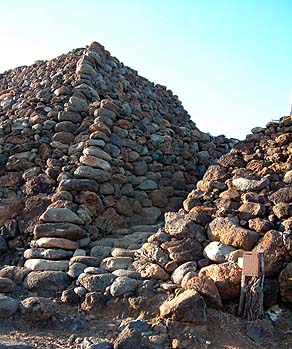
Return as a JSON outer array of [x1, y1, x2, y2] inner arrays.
[[23, 271, 70, 293]]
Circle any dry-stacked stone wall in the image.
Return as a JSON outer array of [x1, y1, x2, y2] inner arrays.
[[0, 41, 234, 266]]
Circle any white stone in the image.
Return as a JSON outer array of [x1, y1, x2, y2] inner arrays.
[[203, 241, 236, 263]]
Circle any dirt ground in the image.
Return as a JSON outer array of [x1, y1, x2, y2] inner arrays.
[[1, 303, 292, 349]]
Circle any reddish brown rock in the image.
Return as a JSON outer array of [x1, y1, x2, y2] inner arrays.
[[95, 208, 126, 233], [272, 203, 292, 220], [208, 217, 259, 250], [253, 230, 290, 276], [132, 261, 169, 281], [185, 275, 222, 309], [199, 262, 241, 300], [279, 262, 292, 303], [0, 172, 22, 187], [248, 217, 274, 234], [202, 165, 229, 182], [238, 202, 266, 220], [219, 188, 240, 200], [0, 197, 23, 227], [159, 289, 206, 324], [269, 186, 292, 204]]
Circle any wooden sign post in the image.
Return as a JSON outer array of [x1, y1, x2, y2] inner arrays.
[[238, 249, 265, 320]]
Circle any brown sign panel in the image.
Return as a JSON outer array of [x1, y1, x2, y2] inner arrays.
[[242, 252, 261, 277]]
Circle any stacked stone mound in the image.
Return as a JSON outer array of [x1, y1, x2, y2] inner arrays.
[[0, 41, 234, 267], [131, 115, 292, 313]]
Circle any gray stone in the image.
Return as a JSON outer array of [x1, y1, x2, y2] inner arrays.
[[40, 208, 83, 224], [129, 207, 161, 226], [74, 166, 110, 183], [24, 248, 73, 260], [78, 272, 116, 292], [59, 179, 99, 192], [100, 257, 133, 271], [171, 262, 197, 285], [24, 259, 69, 272], [112, 270, 141, 279], [33, 222, 86, 240], [76, 62, 97, 78], [67, 262, 87, 278], [111, 248, 136, 258], [83, 146, 112, 162], [84, 267, 109, 275], [86, 139, 106, 148], [80, 155, 111, 171], [87, 342, 112, 349], [137, 180, 157, 191], [120, 102, 132, 116], [119, 319, 151, 333], [20, 296, 57, 321], [166, 238, 203, 263], [0, 236, 8, 255], [23, 271, 70, 292], [68, 96, 88, 112], [74, 286, 87, 297], [135, 242, 169, 266], [0, 345, 34, 349], [113, 327, 151, 349], [0, 277, 15, 293], [33, 237, 79, 250], [58, 111, 82, 123], [70, 256, 103, 267], [0, 295, 18, 317], [90, 245, 112, 259], [99, 183, 115, 195], [133, 160, 148, 176], [231, 177, 270, 192], [104, 143, 120, 158], [0, 266, 30, 284], [110, 276, 138, 297], [165, 212, 206, 241]]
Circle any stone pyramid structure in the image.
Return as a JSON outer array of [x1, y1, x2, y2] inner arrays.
[[1, 41, 292, 348], [0, 42, 233, 269]]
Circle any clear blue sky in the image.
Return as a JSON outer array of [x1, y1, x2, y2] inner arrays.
[[1, 0, 292, 139]]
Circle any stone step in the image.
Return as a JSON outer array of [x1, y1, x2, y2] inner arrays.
[[24, 259, 69, 272], [24, 248, 73, 260], [58, 178, 99, 192], [74, 165, 110, 182], [40, 208, 83, 225], [70, 256, 103, 267], [33, 222, 86, 240], [32, 237, 79, 250]]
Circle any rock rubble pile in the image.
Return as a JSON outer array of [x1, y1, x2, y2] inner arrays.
[[131, 115, 292, 313]]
